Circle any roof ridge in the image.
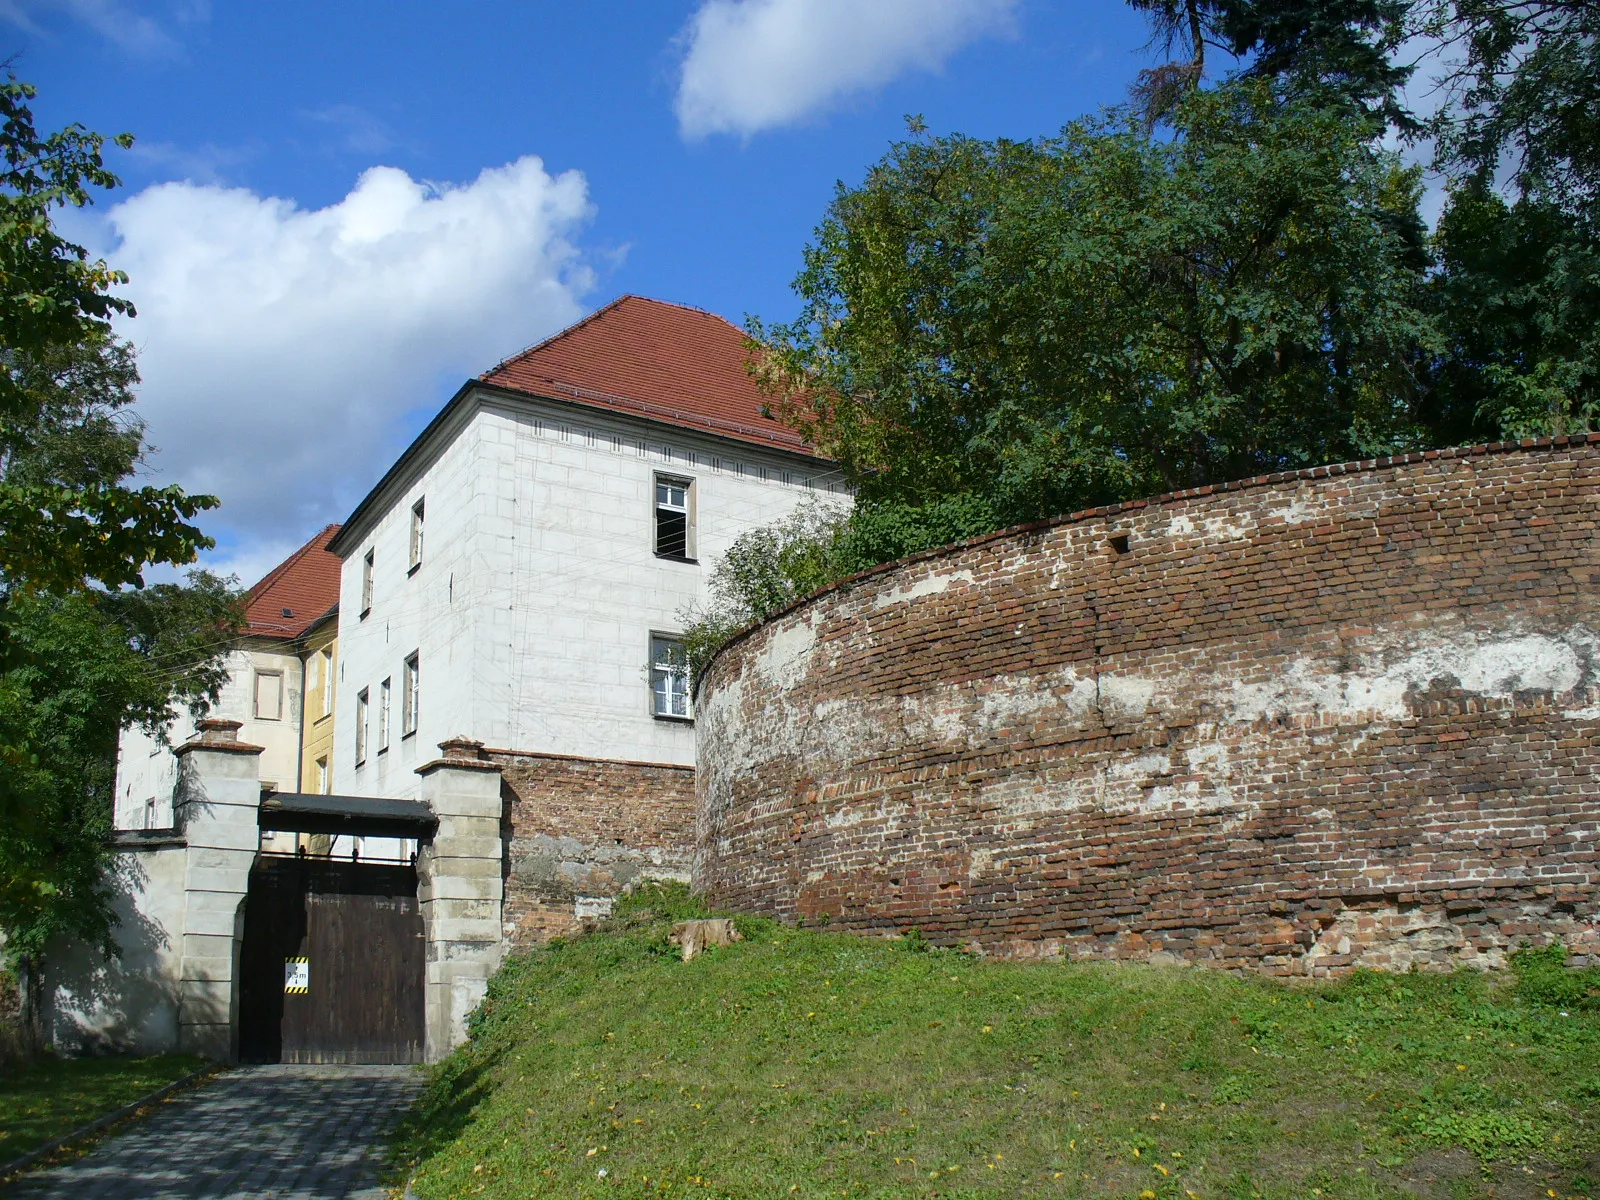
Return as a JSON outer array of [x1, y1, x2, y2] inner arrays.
[[481, 295, 744, 381]]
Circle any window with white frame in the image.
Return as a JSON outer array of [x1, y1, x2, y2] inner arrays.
[[316, 755, 329, 795], [650, 635, 691, 720], [654, 474, 695, 561], [378, 677, 391, 753], [319, 647, 334, 717], [355, 688, 369, 765], [409, 498, 425, 572], [253, 670, 283, 720], [361, 549, 375, 617], [402, 652, 419, 737]]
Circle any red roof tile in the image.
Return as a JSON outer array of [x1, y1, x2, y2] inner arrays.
[[244, 524, 342, 641], [480, 295, 819, 457]]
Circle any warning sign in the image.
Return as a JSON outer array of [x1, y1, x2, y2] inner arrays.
[[284, 957, 309, 994]]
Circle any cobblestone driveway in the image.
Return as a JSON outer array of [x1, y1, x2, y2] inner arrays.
[[10, 1065, 422, 1200]]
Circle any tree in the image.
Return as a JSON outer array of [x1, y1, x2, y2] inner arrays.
[[752, 83, 1436, 528], [1128, 0, 1415, 126], [0, 82, 240, 1046], [0, 78, 215, 596]]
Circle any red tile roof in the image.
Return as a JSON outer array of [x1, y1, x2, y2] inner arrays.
[[244, 524, 342, 641], [480, 295, 819, 457]]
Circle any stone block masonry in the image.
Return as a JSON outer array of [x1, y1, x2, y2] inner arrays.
[[694, 438, 1600, 976], [493, 749, 696, 947]]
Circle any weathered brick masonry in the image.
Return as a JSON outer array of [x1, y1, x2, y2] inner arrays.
[[695, 439, 1600, 975], [492, 749, 696, 947]]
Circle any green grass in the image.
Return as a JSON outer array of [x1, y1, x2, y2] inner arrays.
[[395, 887, 1600, 1200], [0, 1053, 209, 1164]]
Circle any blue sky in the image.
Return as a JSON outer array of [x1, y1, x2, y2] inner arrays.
[[9, 0, 1156, 582]]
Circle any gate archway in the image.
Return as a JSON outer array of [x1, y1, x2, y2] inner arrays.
[[239, 792, 437, 1064]]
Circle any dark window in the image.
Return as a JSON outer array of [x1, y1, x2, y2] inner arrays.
[[654, 475, 693, 561]]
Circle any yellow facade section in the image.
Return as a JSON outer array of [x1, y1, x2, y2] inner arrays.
[[299, 618, 338, 795]]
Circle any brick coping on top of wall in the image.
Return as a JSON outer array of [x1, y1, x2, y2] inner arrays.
[[484, 747, 695, 774], [699, 433, 1600, 689]]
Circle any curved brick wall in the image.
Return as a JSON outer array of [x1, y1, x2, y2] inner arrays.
[[694, 439, 1600, 975]]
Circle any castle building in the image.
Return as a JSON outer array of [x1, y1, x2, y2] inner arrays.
[[114, 525, 344, 847], [327, 295, 844, 802], [64, 296, 846, 1063]]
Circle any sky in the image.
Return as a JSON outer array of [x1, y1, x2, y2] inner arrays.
[[8, 0, 1158, 586]]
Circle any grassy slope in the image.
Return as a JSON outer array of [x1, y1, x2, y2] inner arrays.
[[0, 1053, 207, 1163], [396, 890, 1600, 1200]]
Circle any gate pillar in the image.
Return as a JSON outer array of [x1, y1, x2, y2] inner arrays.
[[173, 719, 264, 1061], [416, 737, 505, 1061]]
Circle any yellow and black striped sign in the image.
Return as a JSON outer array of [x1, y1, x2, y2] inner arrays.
[[284, 957, 309, 994]]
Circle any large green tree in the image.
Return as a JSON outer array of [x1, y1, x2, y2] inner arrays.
[[0, 82, 240, 1043], [752, 82, 1435, 526], [1424, 0, 1600, 437], [0, 78, 215, 595]]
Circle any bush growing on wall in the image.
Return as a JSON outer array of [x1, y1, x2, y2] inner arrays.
[[681, 495, 1003, 682]]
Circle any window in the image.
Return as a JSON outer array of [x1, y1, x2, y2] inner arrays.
[[319, 647, 334, 717], [378, 677, 391, 753], [355, 688, 369, 765], [402, 653, 420, 737], [654, 474, 695, 561], [650, 635, 691, 720], [409, 498, 425, 572], [361, 549, 375, 617], [316, 756, 329, 795], [253, 671, 283, 720]]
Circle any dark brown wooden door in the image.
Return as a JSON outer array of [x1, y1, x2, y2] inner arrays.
[[240, 857, 426, 1064]]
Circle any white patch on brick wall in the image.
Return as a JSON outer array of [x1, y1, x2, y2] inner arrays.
[[875, 569, 975, 608], [824, 799, 910, 830], [1227, 627, 1595, 723], [756, 617, 818, 687], [1272, 497, 1319, 524], [1107, 751, 1173, 782], [977, 667, 1100, 731], [574, 896, 614, 920], [1099, 673, 1157, 717]]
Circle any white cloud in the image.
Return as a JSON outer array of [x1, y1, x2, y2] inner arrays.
[[101, 157, 596, 581], [674, 0, 1017, 139], [0, 0, 201, 56]]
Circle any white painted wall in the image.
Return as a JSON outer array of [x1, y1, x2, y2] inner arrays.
[[334, 391, 849, 799], [44, 842, 187, 1054], [114, 644, 304, 836]]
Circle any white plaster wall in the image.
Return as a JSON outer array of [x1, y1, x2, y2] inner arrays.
[[43, 843, 187, 1054], [113, 644, 303, 833], [335, 393, 849, 799]]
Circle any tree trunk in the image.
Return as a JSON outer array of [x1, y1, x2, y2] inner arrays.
[[16, 953, 43, 1057]]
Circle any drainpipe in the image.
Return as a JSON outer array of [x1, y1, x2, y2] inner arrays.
[[294, 647, 306, 794]]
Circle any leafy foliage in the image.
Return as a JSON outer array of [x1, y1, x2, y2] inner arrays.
[[0, 82, 240, 985], [1511, 942, 1600, 1012], [0, 78, 216, 596], [679, 496, 999, 682], [752, 82, 1436, 528], [0, 575, 240, 960]]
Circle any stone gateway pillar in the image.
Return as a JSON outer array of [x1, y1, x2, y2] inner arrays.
[[172, 718, 264, 1061], [416, 737, 505, 1061]]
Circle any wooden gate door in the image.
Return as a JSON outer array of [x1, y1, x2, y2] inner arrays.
[[240, 857, 426, 1064]]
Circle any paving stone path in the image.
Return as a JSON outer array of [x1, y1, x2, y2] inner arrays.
[[10, 1065, 422, 1200]]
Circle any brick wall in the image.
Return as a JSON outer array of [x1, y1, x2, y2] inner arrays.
[[492, 749, 696, 948], [694, 439, 1600, 975]]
